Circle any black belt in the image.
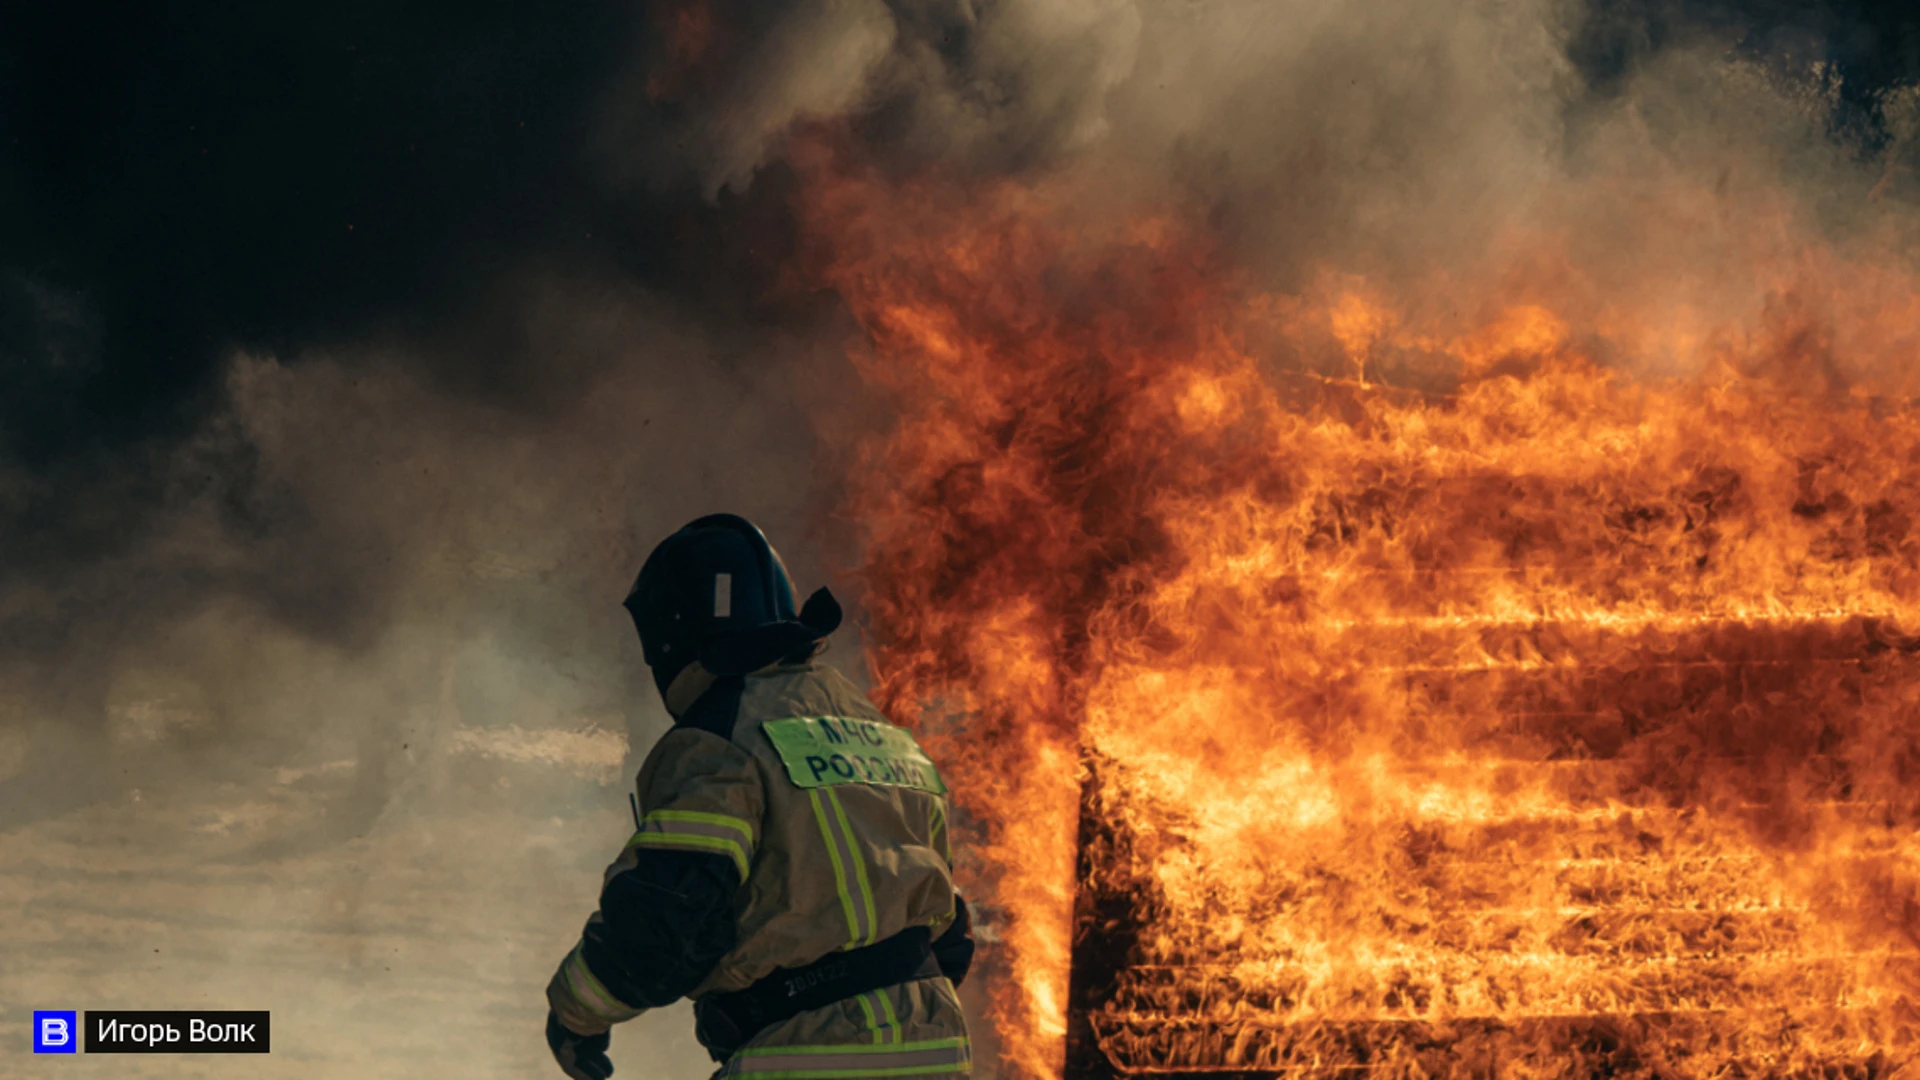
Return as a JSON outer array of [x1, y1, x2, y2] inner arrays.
[[694, 927, 939, 1061]]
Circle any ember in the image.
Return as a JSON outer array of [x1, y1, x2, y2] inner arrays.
[[802, 141, 1920, 1078]]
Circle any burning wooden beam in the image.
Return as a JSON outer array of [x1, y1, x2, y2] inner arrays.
[[1061, 619, 1920, 1078]]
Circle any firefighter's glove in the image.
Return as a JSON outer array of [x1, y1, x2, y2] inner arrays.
[[547, 1009, 614, 1080]]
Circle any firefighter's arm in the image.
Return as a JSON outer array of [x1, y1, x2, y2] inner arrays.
[[924, 792, 974, 986], [547, 728, 765, 1036], [932, 891, 976, 987]]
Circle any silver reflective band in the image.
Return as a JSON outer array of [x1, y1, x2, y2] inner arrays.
[[716, 572, 732, 617]]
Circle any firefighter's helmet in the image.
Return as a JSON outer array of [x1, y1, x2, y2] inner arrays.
[[623, 514, 841, 698]]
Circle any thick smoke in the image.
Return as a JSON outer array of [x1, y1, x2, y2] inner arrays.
[[3, 0, 1918, 1076], [600, 0, 1920, 396]]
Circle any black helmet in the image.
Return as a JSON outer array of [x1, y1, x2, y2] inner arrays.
[[623, 514, 842, 701]]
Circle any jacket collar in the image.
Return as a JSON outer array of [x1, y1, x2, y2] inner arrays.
[[664, 648, 827, 718], [664, 662, 717, 717]]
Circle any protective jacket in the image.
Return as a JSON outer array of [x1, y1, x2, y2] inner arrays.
[[547, 657, 973, 1078]]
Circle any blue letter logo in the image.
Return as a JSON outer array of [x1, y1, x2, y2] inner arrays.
[[33, 1010, 76, 1054]]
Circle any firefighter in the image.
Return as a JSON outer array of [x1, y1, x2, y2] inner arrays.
[[545, 513, 976, 1080]]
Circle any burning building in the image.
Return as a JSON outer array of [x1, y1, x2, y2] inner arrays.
[[797, 141, 1920, 1077]]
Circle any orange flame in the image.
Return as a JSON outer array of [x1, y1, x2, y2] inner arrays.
[[799, 139, 1920, 1077]]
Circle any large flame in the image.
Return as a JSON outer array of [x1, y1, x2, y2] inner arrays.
[[799, 139, 1920, 1077]]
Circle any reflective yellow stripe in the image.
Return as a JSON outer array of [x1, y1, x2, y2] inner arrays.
[[627, 808, 756, 878], [808, 789, 863, 945], [929, 798, 949, 866], [722, 1036, 971, 1078], [628, 832, 751, 879], [729, 1066, 966, 1079], [734, 1038, 967, 1056], [856, 993, 883, 1045], [826, 788, 880, 946], [875, 988, 902, 1044], [643, 809, 755, 843], [563, 944, 638, 1023]]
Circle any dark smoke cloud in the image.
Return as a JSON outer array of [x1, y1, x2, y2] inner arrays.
[[0, 1, 824, 609], [1571, 0, 1919, 127], [3, 3, 597, 598]]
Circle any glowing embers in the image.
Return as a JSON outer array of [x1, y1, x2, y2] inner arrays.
[[1064, 620, 1920, 1079]]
